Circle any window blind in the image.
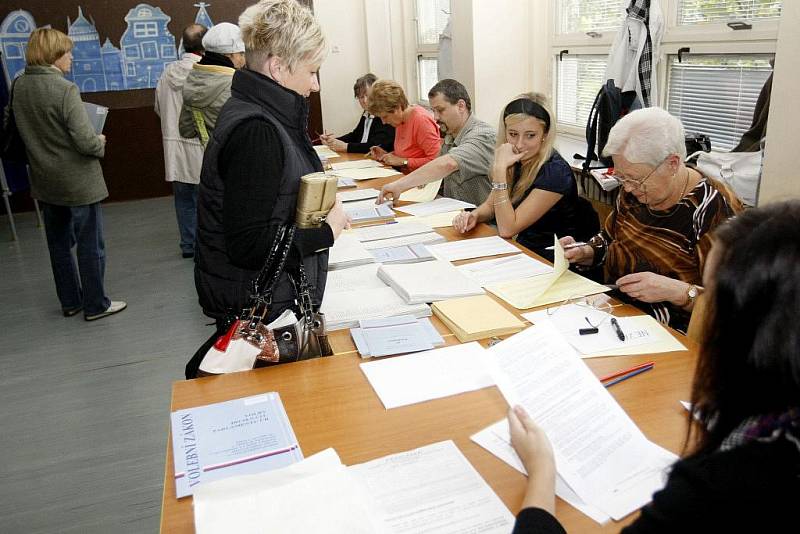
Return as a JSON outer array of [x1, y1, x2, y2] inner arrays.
[[678, 0, 782, 26], [557, 0, 626, 35], [557, 55, 608, 129], [666, 54, 773, 151], [416, 0, 450, 45]]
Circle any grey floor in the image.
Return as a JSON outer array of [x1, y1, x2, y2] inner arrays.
[[0, 197, 210, 533]]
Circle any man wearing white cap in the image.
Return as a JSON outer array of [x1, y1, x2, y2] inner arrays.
[[155, 24, 207, 258], [180, 22, 246, 146]]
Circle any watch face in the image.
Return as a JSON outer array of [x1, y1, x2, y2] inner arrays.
[[688, 286, 698, 298]]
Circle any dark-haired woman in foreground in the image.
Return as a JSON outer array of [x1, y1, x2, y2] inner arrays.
[[509, 201, 800, 533]]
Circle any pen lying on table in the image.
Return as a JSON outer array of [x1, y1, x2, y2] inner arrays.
[[545, 242, 587, 250], [600, 361, 655, 388]]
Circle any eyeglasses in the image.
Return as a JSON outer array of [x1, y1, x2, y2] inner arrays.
[[614, 158, 666, 192], [546, 294, 624, 331]]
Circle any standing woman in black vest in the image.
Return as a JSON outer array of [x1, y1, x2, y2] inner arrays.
[[188, 0, 349, 378]]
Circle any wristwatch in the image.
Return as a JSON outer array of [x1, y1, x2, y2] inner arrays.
[[401, 159, 408, 167], [685, 284, 700, 306], [491, 182, 509, 190]]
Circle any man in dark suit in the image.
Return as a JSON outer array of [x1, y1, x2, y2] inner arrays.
[[320, 73, 394, 153]]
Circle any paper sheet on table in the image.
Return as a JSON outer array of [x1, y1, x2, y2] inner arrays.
[[470, 420, 610, 525], [457, 254, 553, 287], [484, 323, 677, 519], [396, 210, 462, 228], [487, 270, 610, 310], [313, 145, 339, 159], [321, 286, 431, 331], [326, 264, 386, 293], [523, 305, 660, 355], [487, 262, 609, 310], [349, 440, 514, 534], [339, 188, 380, 202], [398, 179, 442, 202], [349, 221, 433, 242], [194, 449, 380, 534], [351, 316, 443, 358], [361, 231, 446, 250], [583, 315, 687, 356], [427, 236, 520, 262], [394, 197, 475, 216], [359, 342, 494, 409], [331, 159, 383, 171], [334, 167, 402, 181], [328, 233, 375, 269]]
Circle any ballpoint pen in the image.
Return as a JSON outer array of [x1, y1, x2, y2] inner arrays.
[[599, 361, 655, 382], [610, 317, 626, 341], [603, 364, 654, 388], [545, 242, 587, 250]]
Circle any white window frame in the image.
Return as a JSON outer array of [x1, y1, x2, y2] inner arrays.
[[550, 0, 781, 145], [412, 0, 450, 106]]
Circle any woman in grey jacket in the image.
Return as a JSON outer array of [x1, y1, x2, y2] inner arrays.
[[7, 29, 125, 320]]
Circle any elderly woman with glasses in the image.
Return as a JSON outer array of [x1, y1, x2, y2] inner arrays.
[[561, 107, 742, 331]]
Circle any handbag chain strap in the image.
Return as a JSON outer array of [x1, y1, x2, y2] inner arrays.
[[243, 224, 296, 329]]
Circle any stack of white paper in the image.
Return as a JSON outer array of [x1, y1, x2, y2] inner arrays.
[[328, 234, 375, 270], [484, 323, 678, 520], [337, 176, 357, 189], [313, 145, 339, 159], [394, 197, 475, 216], [321, 286, 431, 331], [346, 203, 395, 226], [369, 243, 434, 264], [350, 221, 433, 243], [331, 159, 383, 171], [457, 254, 553, 287], [377, 260, 485, 304], [325, 264, 386, 293], [361, 231, 446, 250], [427, 236, 520, 262], [359, 342, 494, 408], [350, 315, 444, 358], [195, 441, 514, 534]]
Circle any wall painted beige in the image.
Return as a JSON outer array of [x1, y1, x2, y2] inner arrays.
[[314, 0, 369, 134], [759, 1, 800, 204]]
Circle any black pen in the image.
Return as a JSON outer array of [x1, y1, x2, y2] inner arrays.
[[610, 317, 625, 341]]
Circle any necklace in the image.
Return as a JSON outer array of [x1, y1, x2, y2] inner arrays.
[[646, 168, 691, 218]]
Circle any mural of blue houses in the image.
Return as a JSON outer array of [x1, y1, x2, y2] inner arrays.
[[0, 10, 35, 87], [101, 38, 126, 91], [0, 3, 217, 93], [178, 2, 214, 55], [120, 4, 177, 89], [66, 7, 108, 92]]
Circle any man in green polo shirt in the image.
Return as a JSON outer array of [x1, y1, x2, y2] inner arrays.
[[377, 79, 495, 206]]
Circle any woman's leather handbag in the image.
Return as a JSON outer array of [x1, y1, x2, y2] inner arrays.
[[197, 224, 332, 376]]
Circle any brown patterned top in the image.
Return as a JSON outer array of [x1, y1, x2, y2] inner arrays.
[[601, 175, 743, 330]]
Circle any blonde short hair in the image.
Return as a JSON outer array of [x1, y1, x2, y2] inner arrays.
[[239, 0, 327, 72], [367, 80, 409, 115], [26, 28, 73, 67]]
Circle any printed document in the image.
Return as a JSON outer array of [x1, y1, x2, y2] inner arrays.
[[394, 197, 475, 216], [334, 167, 402, 181], [471, 420, 611, 524], [339, 188, 380, 202], [359, 342, 493, 409], [349, 441, 514, 534], [369, 243, 434, 264], [350, 221, 433, 242], [328, 233, 374, 270], [377, 259, 485, 303], [350, 315, 443, 357], [396, 209, 462, 228], [321, 286, 431, 331], [326, 264, 387, 293], [313, 145, 338, 159], [457, 254, 553, 286], [485, 323, 677, 519], [427, 236, 520, 262], [361, 231, 446, 250]]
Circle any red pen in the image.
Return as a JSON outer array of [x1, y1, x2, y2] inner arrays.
[[603, 364, 654, 388], [599, 361, 655, 383]]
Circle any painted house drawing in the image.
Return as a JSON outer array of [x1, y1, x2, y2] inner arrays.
[[101, 38, 126, 91], [120, 4, 177, 89], [0, 10, 35, 87], [178, 2, 215, 55], [66, 7, 108, 92]]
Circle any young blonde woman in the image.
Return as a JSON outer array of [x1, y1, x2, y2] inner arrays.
[[453, 93, 590, 261]]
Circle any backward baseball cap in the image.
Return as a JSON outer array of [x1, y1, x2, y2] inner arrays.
[[202, 22, 245, 54]]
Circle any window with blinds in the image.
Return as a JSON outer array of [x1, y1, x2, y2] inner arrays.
[[666, 54, 773, 151], [556, 55, 608, 129], [416, 0, 450, 45], [557, 0, 626, 35], [678, 0, 782, 26]]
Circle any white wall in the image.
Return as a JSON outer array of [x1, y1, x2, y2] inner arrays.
[[314, 0, 369, 134], [759, 1, 800, 204]]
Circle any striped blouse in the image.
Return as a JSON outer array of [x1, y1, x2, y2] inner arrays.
[[599, 175, 743, 331]]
